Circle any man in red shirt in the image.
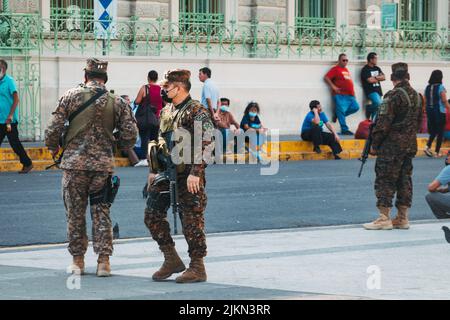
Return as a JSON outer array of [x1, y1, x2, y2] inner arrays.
[[324, 54, 360, 135]]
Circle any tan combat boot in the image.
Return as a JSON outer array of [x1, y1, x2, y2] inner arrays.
[[152, 245, 186, 281], [70, 256, 85, 275], [392, 206, 410, 230], [96, 255, 111, 277], [175, 257, 207, 284], [363, 207, 393, 230]]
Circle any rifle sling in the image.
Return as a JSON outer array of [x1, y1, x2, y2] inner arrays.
[[68, 89, 107, 123]]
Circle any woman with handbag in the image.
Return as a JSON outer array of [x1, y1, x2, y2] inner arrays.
[[135, 70, 163, 160]]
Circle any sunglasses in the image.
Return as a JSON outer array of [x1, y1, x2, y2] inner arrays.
[[342, 59, 349, 62]]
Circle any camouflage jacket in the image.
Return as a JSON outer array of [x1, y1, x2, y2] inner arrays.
[[158, 95, 215, 177], [45, 81, 138, 172], [372, 80, 422, 157]]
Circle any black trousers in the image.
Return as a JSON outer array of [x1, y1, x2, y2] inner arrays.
[[0, 123, 32, 166], [139, 125, 159, 159], [426, 108, 446, 153], [301, 126, 343, 155]]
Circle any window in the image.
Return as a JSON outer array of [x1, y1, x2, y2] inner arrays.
[[50, 0, 94, 31], [179, 0, 224, 34], [400, 0, 436, 31], [295, 0, 335, 37]]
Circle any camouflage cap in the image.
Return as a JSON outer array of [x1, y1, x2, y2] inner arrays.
[[84, 58, 108, 74], [391, 62, 408, 74], [165, 69, 191, 84]]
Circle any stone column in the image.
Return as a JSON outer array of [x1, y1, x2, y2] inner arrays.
[[169, 0, 179, 33], [224, 0, 238, 25], [436, 0, 449, 31], [286, 0, 296, 37], [40, 0, 51, 31], [335, 0, 349, 28]]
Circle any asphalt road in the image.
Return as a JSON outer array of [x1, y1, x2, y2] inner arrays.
[[0, 158, 444, 247]]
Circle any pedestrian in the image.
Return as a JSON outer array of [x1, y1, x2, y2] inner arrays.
[[45, 58, 137, 277], [425, 151, 450, 220], [301, 100, 342, 160], [361, 52, 385, 119], [216, 98, 240, 154], [199, 67, 220, 124], [424, 70, 450, 158], [240, 102, 268, 156], [324, 53, 360, 135], [0, 59, 33, 174], [135, 70, 163, 158], [363, 63, 422, 231], [145, 69, 214, 283]]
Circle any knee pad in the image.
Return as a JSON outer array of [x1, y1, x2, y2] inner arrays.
[[146, 191, 170, 212]]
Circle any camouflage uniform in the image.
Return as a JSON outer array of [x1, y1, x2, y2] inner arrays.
[[371, 67, 422, 209], [144, 95, 214, 259], [45, 58, 137, 257]]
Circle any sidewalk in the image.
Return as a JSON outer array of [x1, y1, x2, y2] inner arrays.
[[0, 220, 449, 300]]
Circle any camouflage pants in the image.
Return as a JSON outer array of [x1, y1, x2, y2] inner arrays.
[[62, 170, 113, 257], [375, 155, 414, 208], [144, 171, 207, 258]]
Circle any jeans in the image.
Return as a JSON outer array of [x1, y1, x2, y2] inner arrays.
[[366, 92, 382, 120], [334, 95, 360, 133]]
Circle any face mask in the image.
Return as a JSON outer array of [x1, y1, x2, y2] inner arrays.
[[161, 87, 177, 104], [249, 112, 257, 118], [220, 106, 229, 112]]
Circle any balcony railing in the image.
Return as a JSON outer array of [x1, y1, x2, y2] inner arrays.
[[179, 12, 225, 35]]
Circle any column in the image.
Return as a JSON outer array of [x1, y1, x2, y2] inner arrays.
[[335, 0, 349, 28], [286, 0, 296, 37]]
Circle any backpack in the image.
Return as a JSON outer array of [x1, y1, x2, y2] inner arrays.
[[355, 119, 373, 140], [135, 85, 159, 131]]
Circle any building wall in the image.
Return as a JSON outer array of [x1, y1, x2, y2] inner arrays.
[[239, 0, 286, 24], [37, 56, 449, 135]]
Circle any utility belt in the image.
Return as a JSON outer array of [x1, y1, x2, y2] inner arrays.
[[90, 175, 121, 206]]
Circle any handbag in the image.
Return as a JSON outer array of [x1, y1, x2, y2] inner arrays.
[[135, 85, 159, 131]]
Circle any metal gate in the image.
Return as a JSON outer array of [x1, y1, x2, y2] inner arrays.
[[0, 13, 41, 141]]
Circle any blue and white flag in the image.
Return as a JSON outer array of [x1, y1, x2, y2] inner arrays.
[[94, 0, 117, 39]]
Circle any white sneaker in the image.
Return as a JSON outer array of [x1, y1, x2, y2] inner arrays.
[[424, 147, 434, 158], [134, 159, 148, 167]]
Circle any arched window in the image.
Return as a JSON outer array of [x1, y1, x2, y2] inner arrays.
[[179, 0, 225, 34], [400, 0, 436, 31]]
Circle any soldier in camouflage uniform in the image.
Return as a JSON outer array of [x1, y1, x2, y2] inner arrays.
[[45, 58, 137, 276], [364, 63, 422, 231], [145, 69, 214, 283]]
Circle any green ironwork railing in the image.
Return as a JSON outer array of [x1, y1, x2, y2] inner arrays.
[[295, 16, 335, 38], [2, 13, 449, 61], [0, 13, 41, 140], [400, 20, 437, 31], [179, 12, 225, 35]]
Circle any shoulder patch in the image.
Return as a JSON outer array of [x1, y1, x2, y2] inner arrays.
[[194, 112, 209, 122], [379, 98, 390, 115]]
